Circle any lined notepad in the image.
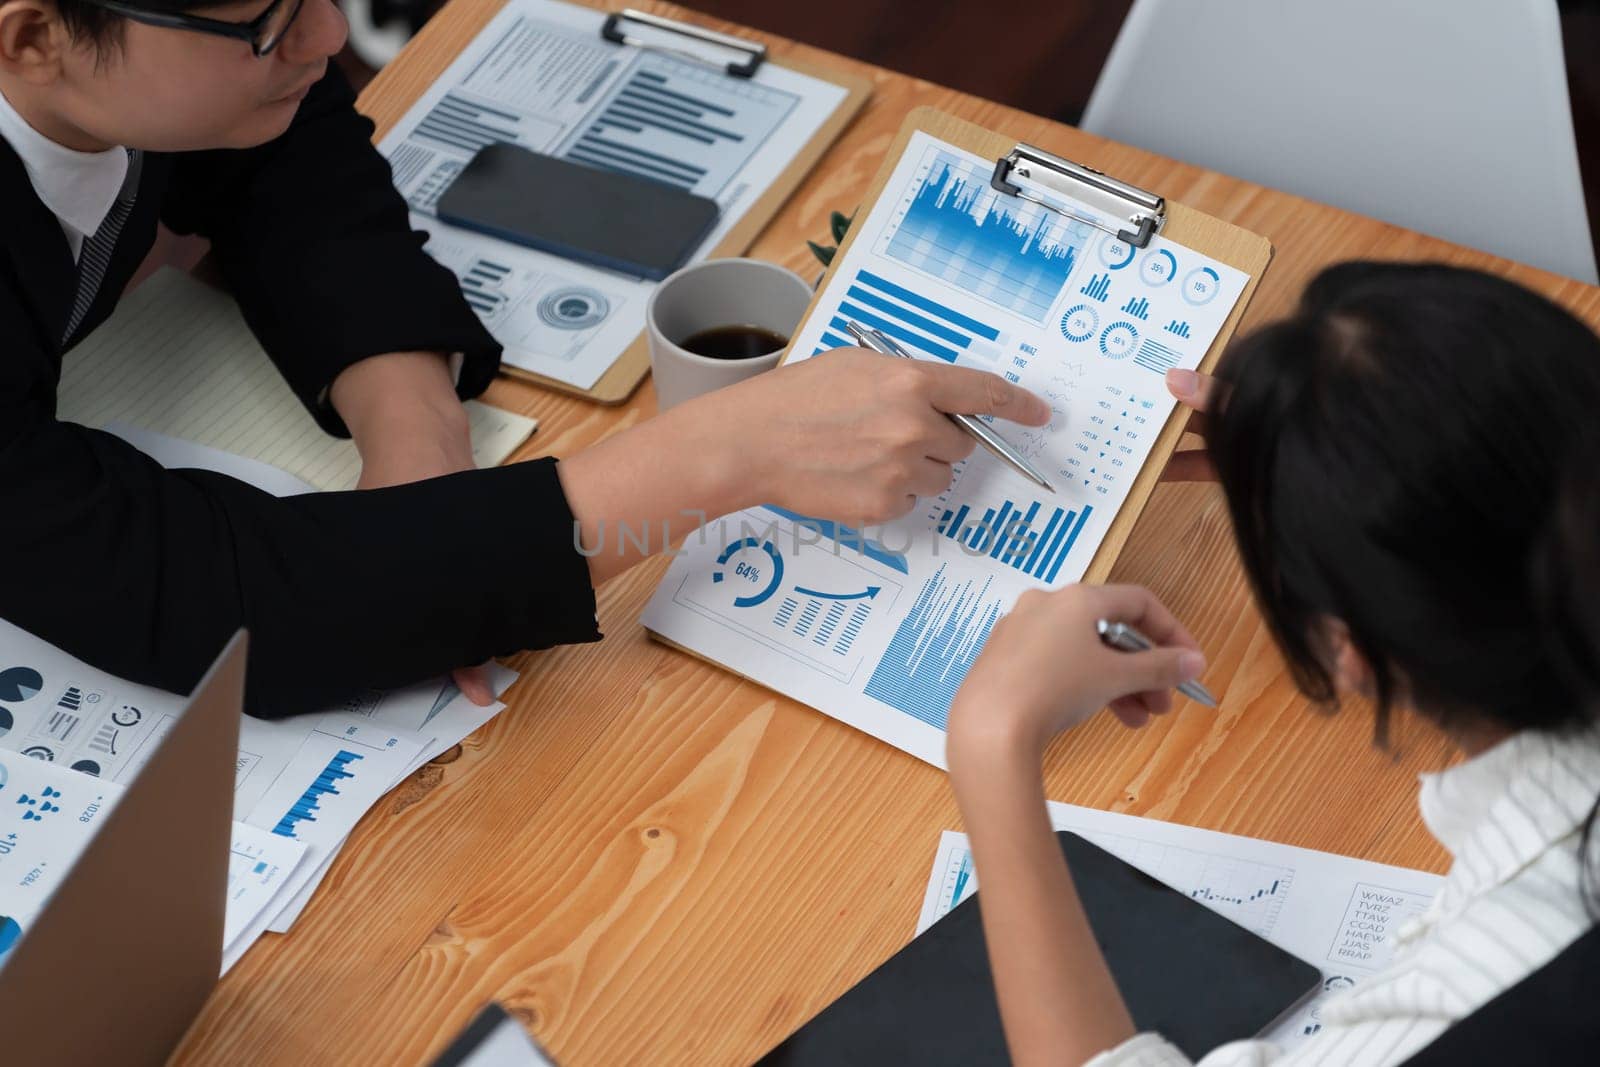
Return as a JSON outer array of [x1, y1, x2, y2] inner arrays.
[[58, 268, 537, 492]]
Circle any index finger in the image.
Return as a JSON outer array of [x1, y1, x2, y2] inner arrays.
[[1089, 584, 1201, 653], [916, 362, 1050, 426]]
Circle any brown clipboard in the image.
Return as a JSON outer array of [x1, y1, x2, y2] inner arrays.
[[495, 6, 873, 404], [645, 106, 1273, 695], [775, 106, 1274, 585]]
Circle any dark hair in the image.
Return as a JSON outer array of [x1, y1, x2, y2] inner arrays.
[[1538, 429, 1600, 706], [51, 0, 208, 48], [1210, 261, 1600, 745]]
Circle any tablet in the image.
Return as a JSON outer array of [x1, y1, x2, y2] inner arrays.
[[760, 831, 1322, 1064]]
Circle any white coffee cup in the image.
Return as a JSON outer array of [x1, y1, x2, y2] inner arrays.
[[645, 258, 814, 411]]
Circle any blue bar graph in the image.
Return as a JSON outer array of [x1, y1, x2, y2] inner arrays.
[[1080, 272, 1112, 302], [1120, 295, 1150, 320], [936, 498, 1093, 583], [271, 750, 364, 839], [813, 270, 1001, 365], [884, 150, 1091, 323], [415, 93, 524, 153], [864, 566, 1002, 730], [1164, 319, 1192, 339], [1134, 338, 1182, 374]]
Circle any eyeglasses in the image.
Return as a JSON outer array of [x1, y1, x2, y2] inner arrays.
[[86, 0, 307, 58]]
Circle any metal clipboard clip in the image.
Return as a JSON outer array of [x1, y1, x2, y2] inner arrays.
[[600, 9, 768, 79], [991, 144, 1166, 249]]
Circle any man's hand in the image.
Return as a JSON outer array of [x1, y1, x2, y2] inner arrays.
[[329, 351, 495, 706]]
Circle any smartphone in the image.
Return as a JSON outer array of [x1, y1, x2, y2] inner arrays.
[[436, 144, 721, 281]]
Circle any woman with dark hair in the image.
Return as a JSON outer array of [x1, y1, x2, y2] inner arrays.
[[944, 262, 1600, 1066]]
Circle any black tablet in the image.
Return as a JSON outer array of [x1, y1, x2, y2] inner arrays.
[[760, 831, 1322, 1065]]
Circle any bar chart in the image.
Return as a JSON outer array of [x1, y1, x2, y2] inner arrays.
[[863, 566, 1002, 730], [882, 150, 1093, 323], [1134, 338, 1182, 375], [413, 93, 529, 154], [271, 750, 363, 839], [813, 269, 1002, 364], [458, 258, 513, 318], [935, 497, 1093, 584], [560, 54, 799, 198]]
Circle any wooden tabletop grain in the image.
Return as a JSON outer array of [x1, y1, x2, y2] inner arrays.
[[171, 2, 1600, 1063]]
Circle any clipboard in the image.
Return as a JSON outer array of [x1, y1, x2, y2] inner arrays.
[[499, 5, 872, 404], [779, 107, 1273, 584], [641, 106, 1273, 766]]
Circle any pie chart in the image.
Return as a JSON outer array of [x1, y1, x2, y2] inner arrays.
[[0, 667, 43, 703]]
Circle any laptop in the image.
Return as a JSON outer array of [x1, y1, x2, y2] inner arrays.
[[0, 633, 245, 1066]]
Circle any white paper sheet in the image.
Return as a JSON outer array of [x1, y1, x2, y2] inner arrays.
[[109, 424, 317, 497], [376, 0, 849, 389], [0, 756, 123, 973], [262, 663, 518, 932], [220, 822, 308, 974], [643, 131, 1252, 767], [918, 802, 1444, 1049]]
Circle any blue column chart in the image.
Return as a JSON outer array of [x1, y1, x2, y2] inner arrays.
[[878, 149, 1094, 323], [863, 566, 1002, 730], [936, 498, 1094, 584], [271, 750, 363, 839], [560, 54, 799, 198], [813, 270, 1003, 364]]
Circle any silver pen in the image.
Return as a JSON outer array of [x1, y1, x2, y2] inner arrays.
[[842, 320, 1054, 492], [1096, 619, 1218, 708]]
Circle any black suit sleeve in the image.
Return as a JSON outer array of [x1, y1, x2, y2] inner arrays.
[[2, 316, 599, 716], [159, 65, 496, 436]]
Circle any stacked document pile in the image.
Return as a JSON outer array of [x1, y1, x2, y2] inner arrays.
[[0, 611, 515, 975]]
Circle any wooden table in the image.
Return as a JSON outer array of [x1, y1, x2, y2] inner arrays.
[[173, 3, 1600, 1063]]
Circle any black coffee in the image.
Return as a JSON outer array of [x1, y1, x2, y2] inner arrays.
[[680, 324, 789, 360]]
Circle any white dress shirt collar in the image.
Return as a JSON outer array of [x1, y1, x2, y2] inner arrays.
[[1418, 724, 1600, 909], [0, 83, 129, 259]]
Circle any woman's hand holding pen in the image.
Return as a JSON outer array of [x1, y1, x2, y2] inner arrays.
[[945, 583, 1205, 1067], [947, 584, 1207, 766]]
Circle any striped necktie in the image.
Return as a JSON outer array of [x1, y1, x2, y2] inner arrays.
[[63, 148, 143, 345]]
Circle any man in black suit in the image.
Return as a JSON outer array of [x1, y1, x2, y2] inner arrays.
[[0, 0, 1050, 717]]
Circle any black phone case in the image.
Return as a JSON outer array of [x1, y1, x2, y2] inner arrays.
[[436, 144, 720, 281]]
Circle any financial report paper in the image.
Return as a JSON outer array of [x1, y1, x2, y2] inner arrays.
[[378, 0, 849, 389], [918, 804, 1444, 1050], [643, 131, 1251, 766]]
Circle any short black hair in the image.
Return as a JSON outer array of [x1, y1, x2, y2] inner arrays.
[[1210, 260, 1600, 743], [51, 0, 210, 47], [1539, 428, 1600, 701]]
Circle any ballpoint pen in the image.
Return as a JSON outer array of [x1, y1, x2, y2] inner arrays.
[[1096, 618, 1219, 708], [842, 320, 1055, 492]]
